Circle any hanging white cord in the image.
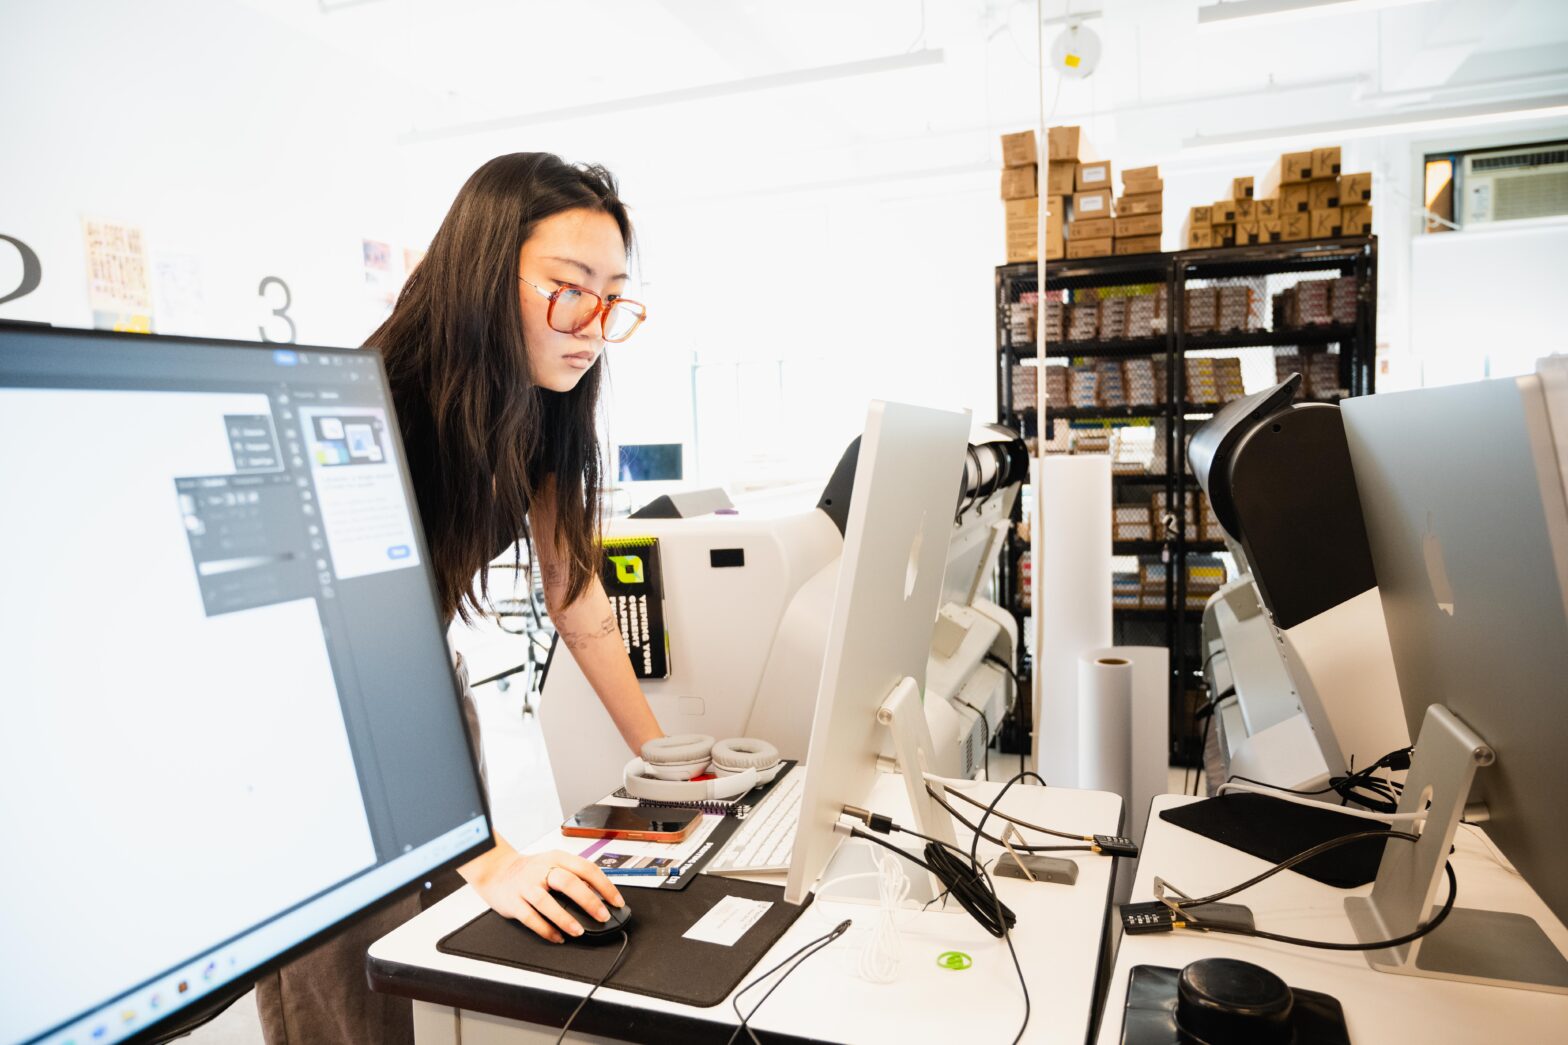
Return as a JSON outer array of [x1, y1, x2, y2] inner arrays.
[[812, 841, 911, 984]]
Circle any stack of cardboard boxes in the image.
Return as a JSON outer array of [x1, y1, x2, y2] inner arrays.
[[1114, 166, 1163, 256], [1001, 126, 1166, 261], [1184, 147, 1373, 248]]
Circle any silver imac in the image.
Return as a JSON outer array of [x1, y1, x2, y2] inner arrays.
[[0, 326, 491, 1045], [784, 400, 973, 906], [1340, 372, 1568, 992]]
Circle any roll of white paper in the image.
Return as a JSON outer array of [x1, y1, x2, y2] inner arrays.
[[1091, 645, 1170, 844], [1078, 654, 1133, 801], [1032, 455, 1112, 785]]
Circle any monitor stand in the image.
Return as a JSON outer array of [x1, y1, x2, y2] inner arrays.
[[1345, 704, 1568, 994], [819, 677, 962, 908]]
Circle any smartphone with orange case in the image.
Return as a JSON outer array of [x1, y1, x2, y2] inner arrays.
[[561, 803, 701, 843]]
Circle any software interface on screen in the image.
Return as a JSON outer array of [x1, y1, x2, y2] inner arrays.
[[617, 442, 684, 482], [0, 333, 489, 1045]]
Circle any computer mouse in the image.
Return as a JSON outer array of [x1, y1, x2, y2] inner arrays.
[[549, 888, 632, 941]]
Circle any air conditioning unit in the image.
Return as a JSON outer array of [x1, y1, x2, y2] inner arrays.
[[1462, 142, 1568, 225]]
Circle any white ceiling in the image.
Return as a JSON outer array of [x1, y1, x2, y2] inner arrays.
[[214, 0, 1568, 210]]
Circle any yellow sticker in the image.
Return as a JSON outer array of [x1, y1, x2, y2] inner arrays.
[[1065, 53, 1081, 68]]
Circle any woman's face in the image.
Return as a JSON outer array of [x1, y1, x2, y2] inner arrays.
[[518, 207, 629, 393]]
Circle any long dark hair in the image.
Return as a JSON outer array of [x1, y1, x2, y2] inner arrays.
[[370, 153, 632, 623]]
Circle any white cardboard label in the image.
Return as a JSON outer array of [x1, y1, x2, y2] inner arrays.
[[681, 895, 773, 947], [1079, 196, 1104, 214]]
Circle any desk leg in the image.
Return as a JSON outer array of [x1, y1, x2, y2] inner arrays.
[[413, 1000, 459, 1045]]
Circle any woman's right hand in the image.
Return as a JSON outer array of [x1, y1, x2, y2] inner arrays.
[[462, 843, 625, 943]]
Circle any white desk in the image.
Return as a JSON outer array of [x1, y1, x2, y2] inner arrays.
[[1096, 794, 1568, 1044], [371, 774, 1124, 1044]]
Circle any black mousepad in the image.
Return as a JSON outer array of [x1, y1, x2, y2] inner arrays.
[[1119, 964, 1351, 1045], [437, 874, 813, 1008], [1160, 793, 1390, 888]]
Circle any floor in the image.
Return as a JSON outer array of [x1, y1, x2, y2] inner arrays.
[[189, 676, 1201, 1044]]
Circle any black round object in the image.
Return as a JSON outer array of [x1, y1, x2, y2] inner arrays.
[[1175, 958, 1294, 1044]]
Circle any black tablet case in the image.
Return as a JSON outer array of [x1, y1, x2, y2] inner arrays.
[[1159, 792, 1390, 888], [437, 874, 813, 1008], [1119, 964, 1351, 1045]]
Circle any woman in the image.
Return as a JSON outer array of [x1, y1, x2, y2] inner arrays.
[[255, 153, 663, 1044]]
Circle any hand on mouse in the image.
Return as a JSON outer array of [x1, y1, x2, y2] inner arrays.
[[463, 841, 624, 943]]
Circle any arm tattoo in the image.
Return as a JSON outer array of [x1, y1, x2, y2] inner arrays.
[[558, 612, 620, 651]]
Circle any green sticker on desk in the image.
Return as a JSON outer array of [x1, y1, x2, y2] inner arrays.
[[936, 950, 972, 971]]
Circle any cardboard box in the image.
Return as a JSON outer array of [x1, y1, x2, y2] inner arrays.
[[1255, 197, 1279, 220], [1312, 146, 1342, 179], [1001, 129, 1037, 168], [1115, 234, 1162, 256], [1118, 177, 1164, 195], [1281, 183, 1312, 214], [1046, 195, 1066, 231], [1123, 164, 1160, 186], [1211, 222, 1236, 247], [1231, 176, 1255, 199], [1001, 164, 1037, 200], [1342, 171, 1372, 205], [1047, 160, 1078, 196], [1310, 207, 1343, 239], [1233, 197, 1254, 220], [1007, 219, 1062, 262], [1189, 205, 1213, 227], [1076, 160, 1113, 191], [1261, 150, 1315, 197], [1307, 178, 1341, 211], [1048, 125, 1093, 161], [1073, 189, 1113, 219], [1115, 213, 1163, 237], [1071, 216, 1114, 239], [1281, 211, 1311, 242], [1187, 226, 1215, 249], [1234, 219, 1262, 246], [1212, 199, 1237, 223], [1342, 203, 1373, 236], [1066, 236, 1114, 259], [1260, 216, 1283, 243], [1118, 192, 1164, 216]]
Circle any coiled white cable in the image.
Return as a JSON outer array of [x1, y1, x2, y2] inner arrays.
[[812, 841, 910, 984]]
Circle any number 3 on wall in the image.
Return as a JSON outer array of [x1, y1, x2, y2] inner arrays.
[[258, 275, 297, 343], [0, 234, 43, 306]]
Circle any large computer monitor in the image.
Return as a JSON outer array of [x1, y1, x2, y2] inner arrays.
[[784, 400, 973, 906], [0, 326, 491, 1045], [1340, 373, 1568, 991]]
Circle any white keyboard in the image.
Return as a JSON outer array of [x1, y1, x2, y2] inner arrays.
[[707, 768, 805, 875]]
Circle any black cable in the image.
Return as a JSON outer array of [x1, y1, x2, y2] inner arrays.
[[1202, 863, 1458, 952], [930, 781, 1085, 840], [924, 785, 1093, 852], [1226, 744, 1413, 814], [984, 653, 1028, 777], [956, 698, 990, 781], [968, 770, 1051, 868], [554, 929, 631, 1044], [1189, 712, 1212, 796], [1177, 829, 1418, 909], [726, 920, 850, 1045]]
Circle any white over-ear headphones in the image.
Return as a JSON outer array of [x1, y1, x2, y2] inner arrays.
[[623, 733, 782, 802]]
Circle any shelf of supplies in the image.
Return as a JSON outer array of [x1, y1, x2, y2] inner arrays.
[[1112, 540, 1227, 555], [1182, 324, 1356, 350], [1176, 236, 1373, 280], [1047, 403, 1213, 421], [1007, 335, 1168, 360], [1001, 255, 1171, 293], [1112, 472, 1191, 485]]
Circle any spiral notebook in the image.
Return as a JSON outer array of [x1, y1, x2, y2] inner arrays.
[[609, 760, 796, 818]]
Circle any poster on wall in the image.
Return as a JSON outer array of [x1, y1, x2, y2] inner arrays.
[[82, 217, 153, 333], [151, 252, 209, 336], [362, 238, 400, 327]]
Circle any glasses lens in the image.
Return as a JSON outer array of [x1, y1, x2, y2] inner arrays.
[[603, 300, 646, 342], [549, 286, 600, 333]]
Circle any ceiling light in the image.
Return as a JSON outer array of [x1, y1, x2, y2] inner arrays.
[[1182, 96, 1568, 156], [1198, 0, 1435, 28]]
